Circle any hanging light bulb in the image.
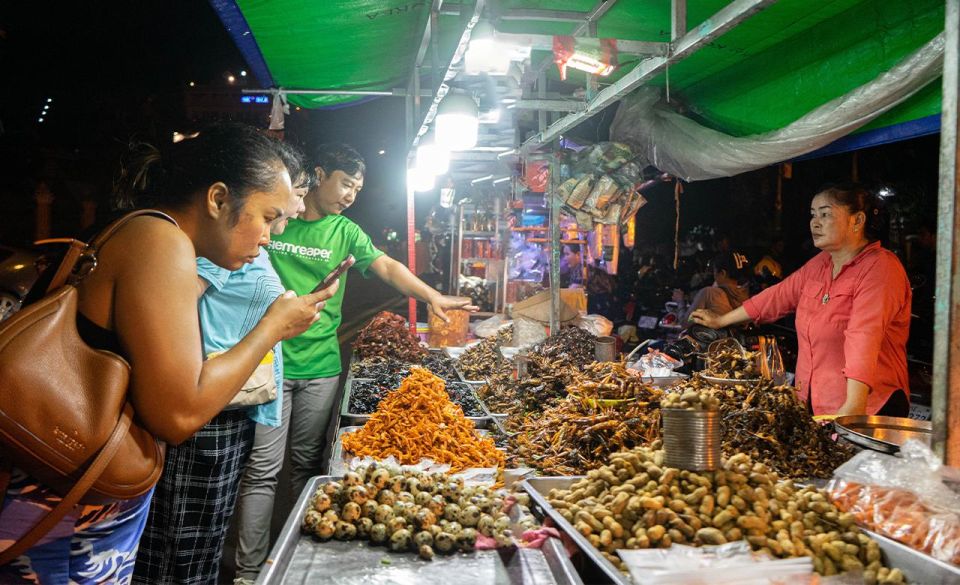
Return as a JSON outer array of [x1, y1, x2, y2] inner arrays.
[[436, 91, 478, 151], [465, 21, 511, 75], [415, 129, 450, 175], [408, 165, 435, 192]]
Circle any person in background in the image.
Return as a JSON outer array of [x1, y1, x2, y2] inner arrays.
[[133, 144, 314, 585], [683, 251, 752, 323], [0, 124, 333, 584], [691, 183, 911, 417], [233, 143, 475, 583], [559, 243, 584, 288]]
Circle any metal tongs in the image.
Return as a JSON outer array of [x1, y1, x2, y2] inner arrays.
[[705, 338, 750, 373]]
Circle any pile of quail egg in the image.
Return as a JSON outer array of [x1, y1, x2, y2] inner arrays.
[[302, 464, 528, 560]]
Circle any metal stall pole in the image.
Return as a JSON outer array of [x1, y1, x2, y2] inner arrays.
[[405, 82, 418, 335], [549, 150, 562, 334], [933, 0, 960, 465]]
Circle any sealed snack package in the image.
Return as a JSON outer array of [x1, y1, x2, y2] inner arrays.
[[825, 439, 960, 565]]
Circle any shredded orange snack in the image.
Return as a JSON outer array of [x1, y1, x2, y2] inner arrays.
[[342, 368, 505, 473]]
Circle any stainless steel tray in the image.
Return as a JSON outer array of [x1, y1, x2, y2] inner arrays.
[[699, 374, 761, 386], [339, 377, 490, 428], [258, 475, 584, 585], [521, 476, 960, 585], [329, 426, 500, 478], [522, 476, 628, 585], [445, 346, 490, 384], [834, 415, 932, 454]]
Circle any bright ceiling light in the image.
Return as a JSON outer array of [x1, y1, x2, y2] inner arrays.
[[553, 37, 618, 80], [227, 75, 236, 83], [240, 70, 248, 77], [465, 21, 511, 75], [436, 92, 478, 151], [415, 130, 450, 176], [408, 166, 435, 192]]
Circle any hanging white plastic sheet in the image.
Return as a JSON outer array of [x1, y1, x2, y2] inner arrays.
[[610, 33, 944, 182]]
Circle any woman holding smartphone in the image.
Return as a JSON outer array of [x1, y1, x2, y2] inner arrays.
[[0, 124, 337, 584]]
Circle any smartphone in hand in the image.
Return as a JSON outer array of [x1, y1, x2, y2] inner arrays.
[[311, 255, 355, 293]]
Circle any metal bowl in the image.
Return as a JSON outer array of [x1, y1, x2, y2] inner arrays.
[[833, 415, 932, 454], [699, 374, 762, 386]]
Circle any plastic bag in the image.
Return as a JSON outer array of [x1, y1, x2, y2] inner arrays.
[[632, 348, 683, 378], [513, 317, 547, 348], [756, 335, 786, 384], [825, 439, 960, 565], [473, 313, 511, 339], [618, 542, 814, 584], [572, 313, 613, 337]]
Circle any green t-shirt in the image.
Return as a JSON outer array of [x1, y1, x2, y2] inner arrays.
[[267, 215, 384, 379]]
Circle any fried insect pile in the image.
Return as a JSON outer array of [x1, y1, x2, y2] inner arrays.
[[353, 312, 427, 362], [456, 328, 513, 381], [351, 355, 459, 385], [509, 378, 662, 476], [703, 345, 760, 380], [568, 362, 658, 400], [342, 368, 504, 472], [673, 377, 853, 478], [532, 326, 597, 368]]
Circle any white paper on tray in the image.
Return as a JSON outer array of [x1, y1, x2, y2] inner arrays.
[[345, 455, 498, 486], [618, 543, 814, 585]]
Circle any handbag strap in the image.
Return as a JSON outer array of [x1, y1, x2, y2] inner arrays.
[[0, 403, 135, 566], [44, 209, 178, 295], [88, 209, 177, 252], [45, 240, 88, 294]]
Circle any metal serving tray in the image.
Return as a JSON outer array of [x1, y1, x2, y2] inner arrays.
[[257, 475, 584, 585], [339, 378, 490, 428], [329, 426, 501, 478], [522, 477, 629, 585], [521, 476, 960, 585], [834, 415, 932, 454], [445, 346, 491, 384]]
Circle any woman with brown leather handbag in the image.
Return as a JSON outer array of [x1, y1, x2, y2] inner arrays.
[[0, 123, 340, 584]]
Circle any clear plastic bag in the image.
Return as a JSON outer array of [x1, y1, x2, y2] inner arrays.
[[825, 440, 960, 565], [757, 335, 786, 384], [618, 542, 814, 584], [572, 313, 613, 337], [473, 313, 511, 339], [513, 317, 547, 348], [633, 348, 683, 377]]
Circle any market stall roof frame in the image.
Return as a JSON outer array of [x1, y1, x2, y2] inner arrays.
[[217, 0, 944, 155]]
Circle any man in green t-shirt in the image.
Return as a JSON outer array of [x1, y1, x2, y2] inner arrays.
[[232, 143, 472, 582]]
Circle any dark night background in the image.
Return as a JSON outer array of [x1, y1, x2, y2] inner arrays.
[[0, 1, 941, 363]]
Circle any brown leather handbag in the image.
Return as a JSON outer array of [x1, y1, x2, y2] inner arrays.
[[0, 210, 169, 564]]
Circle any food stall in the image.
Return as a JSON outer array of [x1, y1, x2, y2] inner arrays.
[[214, 0, 960, 582]]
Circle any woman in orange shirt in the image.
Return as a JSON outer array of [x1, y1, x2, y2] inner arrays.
[[692, 183, 911, 417]]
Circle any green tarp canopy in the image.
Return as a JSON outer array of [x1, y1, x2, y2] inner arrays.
[[216, 0, 944, 141]]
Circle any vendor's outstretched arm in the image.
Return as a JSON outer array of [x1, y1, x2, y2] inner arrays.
[[369, 255, 478, 322], [689, 305, 751, 329]]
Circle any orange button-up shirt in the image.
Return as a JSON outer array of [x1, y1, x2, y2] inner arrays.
[[742, 242, 911, 415]]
